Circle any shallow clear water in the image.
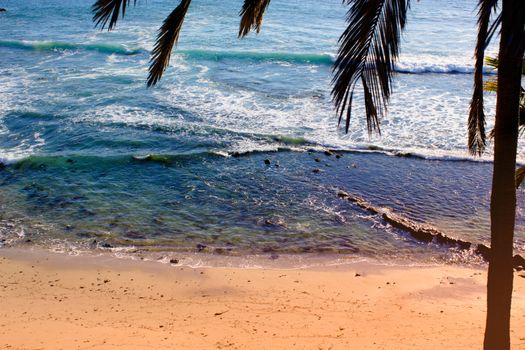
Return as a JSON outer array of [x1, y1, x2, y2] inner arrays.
[[0, 0, 524, 264]]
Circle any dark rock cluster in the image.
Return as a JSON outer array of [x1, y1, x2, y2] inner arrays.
[[337, 190, 525, 269]]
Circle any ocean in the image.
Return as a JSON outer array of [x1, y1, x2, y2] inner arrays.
[[1, 0, 524, 266]]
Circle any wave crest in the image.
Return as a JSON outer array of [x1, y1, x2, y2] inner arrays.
[[0, 40, 143, 56], [0, 41, 491, 74]]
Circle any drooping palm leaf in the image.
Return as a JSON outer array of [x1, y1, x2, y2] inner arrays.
[[332, 0, 410, 134], [238, 0, 271, 37], [93, 0, 136, 31], [147, 0, 192, 87], [485, 12, 501, 48], [483, 56, 498, 95], [468, 0, 499, 156]]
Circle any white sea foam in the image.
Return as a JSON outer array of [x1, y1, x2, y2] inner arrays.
[[0, 0, 514, 166], [147, 66, 507, 162]]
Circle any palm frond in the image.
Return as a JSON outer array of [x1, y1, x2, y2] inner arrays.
[[147, 0, 192, 87], [468, 0, 499, 156], [485, 12, 501, 48], [485, 56, 498, 69], [92, 0, 137, 31], [239, 0, 271, 37], [484, 80, 497, 92], [332, 0, 410, 134]]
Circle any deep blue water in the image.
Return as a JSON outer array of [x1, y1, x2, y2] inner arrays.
[[0, 0, 523, 265]]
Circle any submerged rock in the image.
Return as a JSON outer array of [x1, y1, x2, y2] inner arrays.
[[337, 191, 349, 199], [475, 244, 491, 261], [435, 233, 471, 250], [262, 218, 287, 228], [312, 168, 321, 173], [169, 258, 179, 264], [381, 212, 434, 243], [264, 159, 271, 165], [339, 190, 474, 250], [340, 192, 525, 270], [196, 243, 207, 252], [0, 8, 6, 12]]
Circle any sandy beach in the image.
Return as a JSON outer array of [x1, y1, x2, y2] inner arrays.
[[0, 249, 523, 349]]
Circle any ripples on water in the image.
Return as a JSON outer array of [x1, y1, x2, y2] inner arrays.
[[0, 0, 523, 265]]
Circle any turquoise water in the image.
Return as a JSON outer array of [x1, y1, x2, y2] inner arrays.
[[0, 0, 524, 264]]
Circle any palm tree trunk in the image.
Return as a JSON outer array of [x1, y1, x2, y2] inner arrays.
[[484, 1, 525, 349]]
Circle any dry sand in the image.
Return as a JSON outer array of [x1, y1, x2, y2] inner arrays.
[[1, 249, 524, 350]]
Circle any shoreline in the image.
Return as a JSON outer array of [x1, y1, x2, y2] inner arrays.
[[0, 245, 487, 270], [1, 248, 525, 349], [3, 148, 525, 261]]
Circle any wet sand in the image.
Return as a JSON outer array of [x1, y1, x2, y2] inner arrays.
[[0, 249, 524, 350]]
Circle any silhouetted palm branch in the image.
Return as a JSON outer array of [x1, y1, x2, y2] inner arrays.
[[239, 0, 271, 37], [332, 0, 410, 134], [93, 0, 136, 31], [147, 0, 192, 87], [468, 0, 499, 156], [486, 12, 501, 47]]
